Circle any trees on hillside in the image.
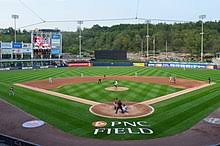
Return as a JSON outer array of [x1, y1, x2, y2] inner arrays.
[[1, 21, 220, 56]]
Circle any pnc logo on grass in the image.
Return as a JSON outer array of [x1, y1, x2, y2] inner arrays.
[[92, 121, 107, 127], [93, 121, 154, 135]]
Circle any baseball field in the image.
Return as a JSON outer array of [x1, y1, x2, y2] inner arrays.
[[0, 66, 220, 140]]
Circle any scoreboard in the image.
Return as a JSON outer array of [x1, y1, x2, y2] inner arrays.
[[95, 50, 127, 60]]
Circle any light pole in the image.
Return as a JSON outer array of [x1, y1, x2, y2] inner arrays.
[[153, 36, 156, 58], [11, 14, 19, 42], [77, 20, 83, 58], [145, 20, 151, 60], [199, 15, 206, 62], [165, 40, 168, 58], [141, 38, 144, 56]]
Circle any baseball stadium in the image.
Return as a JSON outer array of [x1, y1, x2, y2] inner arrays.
[[0, 1, 220, 146]]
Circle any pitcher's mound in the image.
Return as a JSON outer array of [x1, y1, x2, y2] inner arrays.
[[105, 87, 129, 91], [89, 102, 154, 119]]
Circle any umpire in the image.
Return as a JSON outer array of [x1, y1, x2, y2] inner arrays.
[[115, 100, 124, 114]]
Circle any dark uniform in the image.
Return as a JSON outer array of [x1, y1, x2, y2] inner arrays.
[[97, 79, 102, 84], [115, 100, 124, 114], [173, 76, 176, 84], [9, 87, 15, 96], [113, 98, 118, 110], [208, 77, 211, 84]]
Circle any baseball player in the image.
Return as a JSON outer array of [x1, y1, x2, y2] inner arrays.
[[173, 76, 176, 84], [113, 80, 118, 88], [113, 98, 118, 110], [208, 77, 211, 84], [48, 77, 53, 84], [97, 78, 102, 84], [122, 104, 128, 113], [169, 76, 172, 83], [115, 100, 124, 114], [9, 86, 15, 96]]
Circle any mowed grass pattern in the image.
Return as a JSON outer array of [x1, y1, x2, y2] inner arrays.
[[0, 67, 220, 140], [53, 80, 180, 102]]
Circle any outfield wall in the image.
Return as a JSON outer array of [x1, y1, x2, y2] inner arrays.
[[147, 62, 216, 69], [93, 62, 132, 66], [0, 60, 217, 71]]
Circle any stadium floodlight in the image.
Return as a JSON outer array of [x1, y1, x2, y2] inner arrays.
[[153, 36, 156, 58], [145, 20, 151, 60], [199, 14, 206, 62], [165, 40, 168, 58], [77, 20, 83, 58], [11, 14, 19, 42]]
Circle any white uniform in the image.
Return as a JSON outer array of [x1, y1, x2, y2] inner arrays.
[[49, 78, 53, 84]]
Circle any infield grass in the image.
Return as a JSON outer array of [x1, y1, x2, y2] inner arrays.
[[0, 67, 220, 140], [53, 80, 180, 102]]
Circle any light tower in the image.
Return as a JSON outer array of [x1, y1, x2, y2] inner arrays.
[[145, 20, 151, 60], [199, 14, 206, 62], [165, 40, 168, 58], [77, 20, 83, 58], [11, 14, 19, 42]]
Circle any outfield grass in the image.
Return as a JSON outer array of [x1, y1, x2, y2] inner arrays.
[[53, 80, 180, 102], [0, 67, 220, 140]]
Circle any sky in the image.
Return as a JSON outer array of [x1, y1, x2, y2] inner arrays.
[[0, 0, 219, 31]]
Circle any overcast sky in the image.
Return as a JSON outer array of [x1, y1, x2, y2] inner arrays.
[[0, 0, 219, 31]]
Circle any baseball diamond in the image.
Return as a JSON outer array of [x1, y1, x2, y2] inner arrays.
[[15, 75, 210, 119], [1, 1, 220, 145], [0, 66, 220, 145]]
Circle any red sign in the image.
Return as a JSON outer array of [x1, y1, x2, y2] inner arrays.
[[67, 63, 91, 67]]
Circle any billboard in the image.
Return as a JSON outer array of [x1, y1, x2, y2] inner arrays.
[[22, 49, 32, 54], [51, 34, 61, 50], [52, 34, 60, 39], [33, 36, 51, 49], [95, 50, 127, 60], [51, 39, 61, 49], [2, 49, 12, 54], [13, 49, 22, 54], [23, 43, 32, 49], [12, 42, 22, 48], [1, 42, 12, 49], [51, 49, 60, 55]]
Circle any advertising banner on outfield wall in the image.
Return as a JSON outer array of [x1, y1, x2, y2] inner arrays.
[[133, 63, 145, 67], [207, 65, 215, 69], [67, 63, 91, 67], [147, 62, 215, 69], [93, 62, 132, 66], [1, 42, 12, 49]]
